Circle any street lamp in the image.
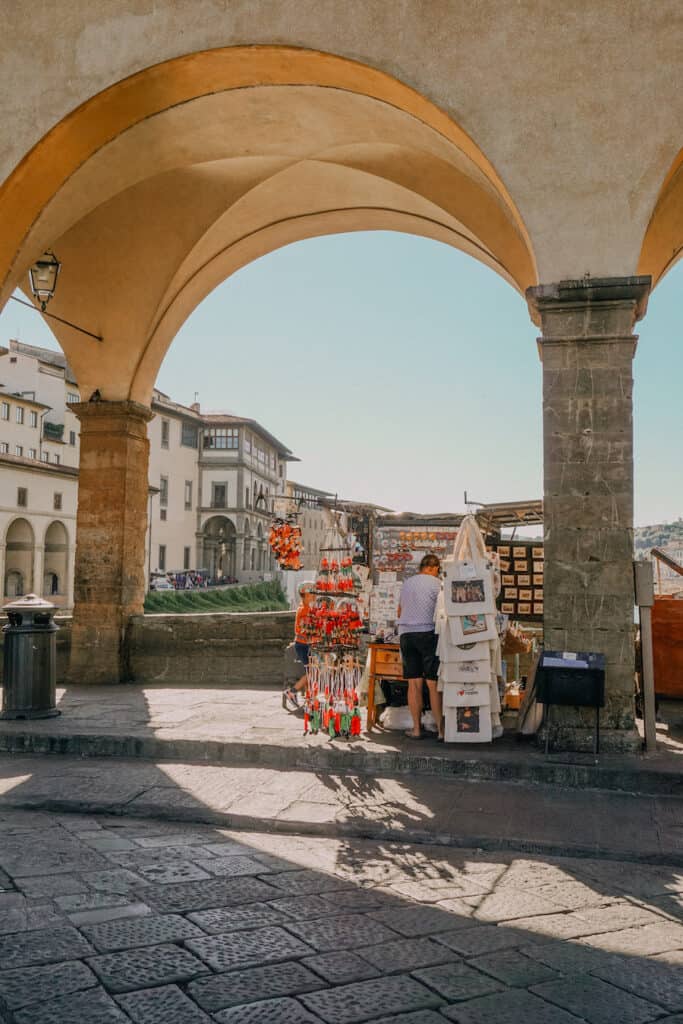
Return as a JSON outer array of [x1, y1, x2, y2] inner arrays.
[[28, 250, 61, 311]]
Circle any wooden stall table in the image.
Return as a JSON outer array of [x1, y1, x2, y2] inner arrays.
[[366, 641, 407, 731]]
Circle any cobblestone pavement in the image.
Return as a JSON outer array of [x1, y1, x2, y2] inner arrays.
[[0, 809, 682, 1023]]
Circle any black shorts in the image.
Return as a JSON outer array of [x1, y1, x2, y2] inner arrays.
[[400, 631, 440, 681]]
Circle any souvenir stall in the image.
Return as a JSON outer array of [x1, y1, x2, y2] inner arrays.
[[435, 515, 504, 743], [297, 536, 365, 738], [268, 517, 303, 570]]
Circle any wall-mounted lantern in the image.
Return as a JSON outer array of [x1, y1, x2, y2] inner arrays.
[[28, 250, 61, 311]]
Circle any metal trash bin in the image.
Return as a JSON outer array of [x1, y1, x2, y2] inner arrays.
[[1, 594, 61, 720]]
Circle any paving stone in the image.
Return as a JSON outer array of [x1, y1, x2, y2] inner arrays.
[[435, 924, 529, 957], [371, 905, 471, 937], [12, 987, 127, 1023], [87, 943, 209, 993], [440, 987, 584, 1022], [187, 902, 290, 934], [580, 921, 683, 956], [469, 949, 560, 987], [592, 954, 683, 1011], [372, 1014, 448, 1024], [109, 848, 213, 870], [56, 817, 105, 833], [359, 937, 458, 973], [67, 902, 153, 927], [55, 893, 133, 913], [264, 870, 353, 896], [138, 875, 277, 912], [132, 834, 211, 849], [510, 906, 651, 942], [186, 925, 314, 971], [0, 926, 94, 969], [531, 975, 663, 1024], [318, 889, 396, 914], [250, 853, 304, 872], [80, 836, 139, 853], [282, 913, 398, 952], [532, 878, 614, 911], [0, 959, 97, 1010], [14, 875, 88, 898], [471, 889, 560, 922], [82, 912, 204, 951], [412, 960, 504, 1002], [301, 974, 443, 1023], [271, 895, 350, 919], [200, 841, 258, 857], [131, 860, 212, 884], [0, 902, 65, 935], [190, 855, 269, 878], [115, 984, 212, 1023], [520, 941, 613, 976], [0, 831, 108, 877], [214, 997, 321, 1024], [302, 950, 381, 985], [81, 869, 150, 894], [187, 960, 324, 1012]]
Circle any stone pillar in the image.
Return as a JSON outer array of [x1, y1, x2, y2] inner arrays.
[[0, 543, 5, 600], [33, 545, 44, 597], [235, 534, 246, 580], [67, 400, 153, 684], [527, 277, 651, 751]]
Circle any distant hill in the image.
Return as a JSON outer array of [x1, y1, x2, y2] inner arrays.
[[634, 519, 683, 552]]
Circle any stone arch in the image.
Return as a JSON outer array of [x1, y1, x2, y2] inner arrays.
[[43, 519, 69, 598], [639, 146, 683, 287], [4, 517, 34, 597], [201, 515, 236, 581], [0, 46, 536, 405]]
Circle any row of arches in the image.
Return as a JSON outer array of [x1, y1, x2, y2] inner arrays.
[[201, 516, 272, 580], [3, 518, 69, 601]]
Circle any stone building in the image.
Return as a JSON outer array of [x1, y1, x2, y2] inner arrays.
[[149, 391, 295, 582], [0, 340, 81, 608], [1, 339, 296, 603]]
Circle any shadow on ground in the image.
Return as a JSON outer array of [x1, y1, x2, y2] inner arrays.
[[0, 802, 682, 1023]]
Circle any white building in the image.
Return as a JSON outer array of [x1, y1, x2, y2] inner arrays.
[[149, 391, 296, 582], [0, 340, 81, 608], [1, 338, 297, 605]]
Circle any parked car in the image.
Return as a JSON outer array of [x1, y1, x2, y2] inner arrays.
[[150, 577, 174, 591]]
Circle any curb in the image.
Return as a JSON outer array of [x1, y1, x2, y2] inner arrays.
[[0, 730, 680, 796], [1, 792, 681, 868]]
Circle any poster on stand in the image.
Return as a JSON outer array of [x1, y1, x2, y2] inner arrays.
[[437, 638, 491, 664], [442, 682, 491, 706], [440, 660, 492, 684], [448, 613, 497, 645]]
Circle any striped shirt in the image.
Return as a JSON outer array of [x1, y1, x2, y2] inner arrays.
[[397, 573, 441, 635]]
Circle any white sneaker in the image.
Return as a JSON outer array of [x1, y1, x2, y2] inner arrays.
[[492, 724, 504, 739]]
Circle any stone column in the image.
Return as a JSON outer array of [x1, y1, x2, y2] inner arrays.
[[0, 543, 5, 600], [235, 534, 246, 580], [67, 400, 153, 684], [33, 545, 44, 597], [527, 277, 651, 751]]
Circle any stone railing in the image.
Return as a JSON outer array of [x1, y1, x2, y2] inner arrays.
[[0, 611, 295, 688]]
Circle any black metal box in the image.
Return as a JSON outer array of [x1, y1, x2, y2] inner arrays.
[[536, 650, 605, 708]]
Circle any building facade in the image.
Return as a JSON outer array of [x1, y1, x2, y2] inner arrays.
[[0, 340, 81, 608], [149, 392, 295, 583], [1, 339, 296, 604]]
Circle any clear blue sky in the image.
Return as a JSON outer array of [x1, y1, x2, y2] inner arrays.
[[2, 231, 681, 526]]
